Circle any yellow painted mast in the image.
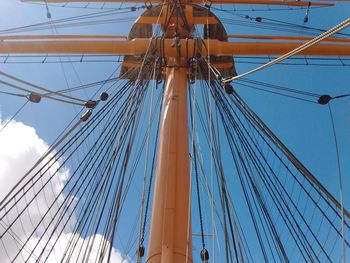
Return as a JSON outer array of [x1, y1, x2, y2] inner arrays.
[[146, 4, 195, 260], [146, 59, 192, 263]]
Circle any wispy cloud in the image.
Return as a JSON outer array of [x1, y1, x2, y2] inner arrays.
[[0, 118, 129, 263]]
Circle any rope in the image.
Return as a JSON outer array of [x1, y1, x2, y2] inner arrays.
[[327, 103, 346, 263], [0, 76, 145, 262], [0, 71, 86, 103], [222, 18, 350, 83], [228, 89, 350, 221], [204, 7, 217, 262], [189, 80, 207, 257], [208, 79, 344, 260], [136, 60, 157, 263], [0, 101, 29, 134], [0, 80, 85, 106], [0, 118, 82, 209]]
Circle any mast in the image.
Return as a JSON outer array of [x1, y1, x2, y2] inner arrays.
[[146, 58, 192, 263], [145, 1, 195, 260]]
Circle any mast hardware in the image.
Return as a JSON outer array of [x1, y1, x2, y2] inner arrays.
[[200, 248, 210, 261], [100, 92, 109, 101], [80, 109, 92, 122], [28, 93, 41, 103], [204, 0, 213, 9], [84, 100, 98, 108], [138, 245, 145, 257], [318, 94, 332, 105]]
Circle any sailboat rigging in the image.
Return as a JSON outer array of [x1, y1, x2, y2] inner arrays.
[[0, 0, 349, 262]]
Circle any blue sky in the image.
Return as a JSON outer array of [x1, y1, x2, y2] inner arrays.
[[0, 0, 349, 262]]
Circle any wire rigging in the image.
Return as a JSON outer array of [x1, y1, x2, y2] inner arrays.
[[189, 58, 350, 261], [222, 17, 350, 83], [0, 72, 152, 263], [327, 103, 346, 263], [0, 8, 141, 34]]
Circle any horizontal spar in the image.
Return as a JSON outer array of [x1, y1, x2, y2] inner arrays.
[[0, 38, 349, 56], [209, 41, 350, 56], [22, 0, 332, 6], [228, 35, 350, 44]]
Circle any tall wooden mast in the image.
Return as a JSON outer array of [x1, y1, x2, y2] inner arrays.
[[147, 59, 192, 263], [146, 4, 195, 260]]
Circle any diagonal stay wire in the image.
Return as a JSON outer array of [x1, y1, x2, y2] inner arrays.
[[0, 80, 84, 106], [222, 18, 350, 83], [0, 71, 86, 103], [0, 118, 83, 210], [0, 100, 29, 134], [0, 82, 130, 224], [9, 81, 135, 262], [0, 66, 138, 217], [7, 82, 133, 261], [228, 89, 350, 221], [216, 86, 331, 260]]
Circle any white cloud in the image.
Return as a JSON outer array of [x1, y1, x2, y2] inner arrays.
[[0, 119, 129, 263], [0, 121, 49, 198], [26, 233, 129, 263]]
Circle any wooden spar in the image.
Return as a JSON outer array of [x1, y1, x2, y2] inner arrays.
[[146, 59, 192, 263], [2, 34, 349, 43], [146, 58, 192, 263], [1, 38, 350, 56], [227, 35, 350, 43]]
